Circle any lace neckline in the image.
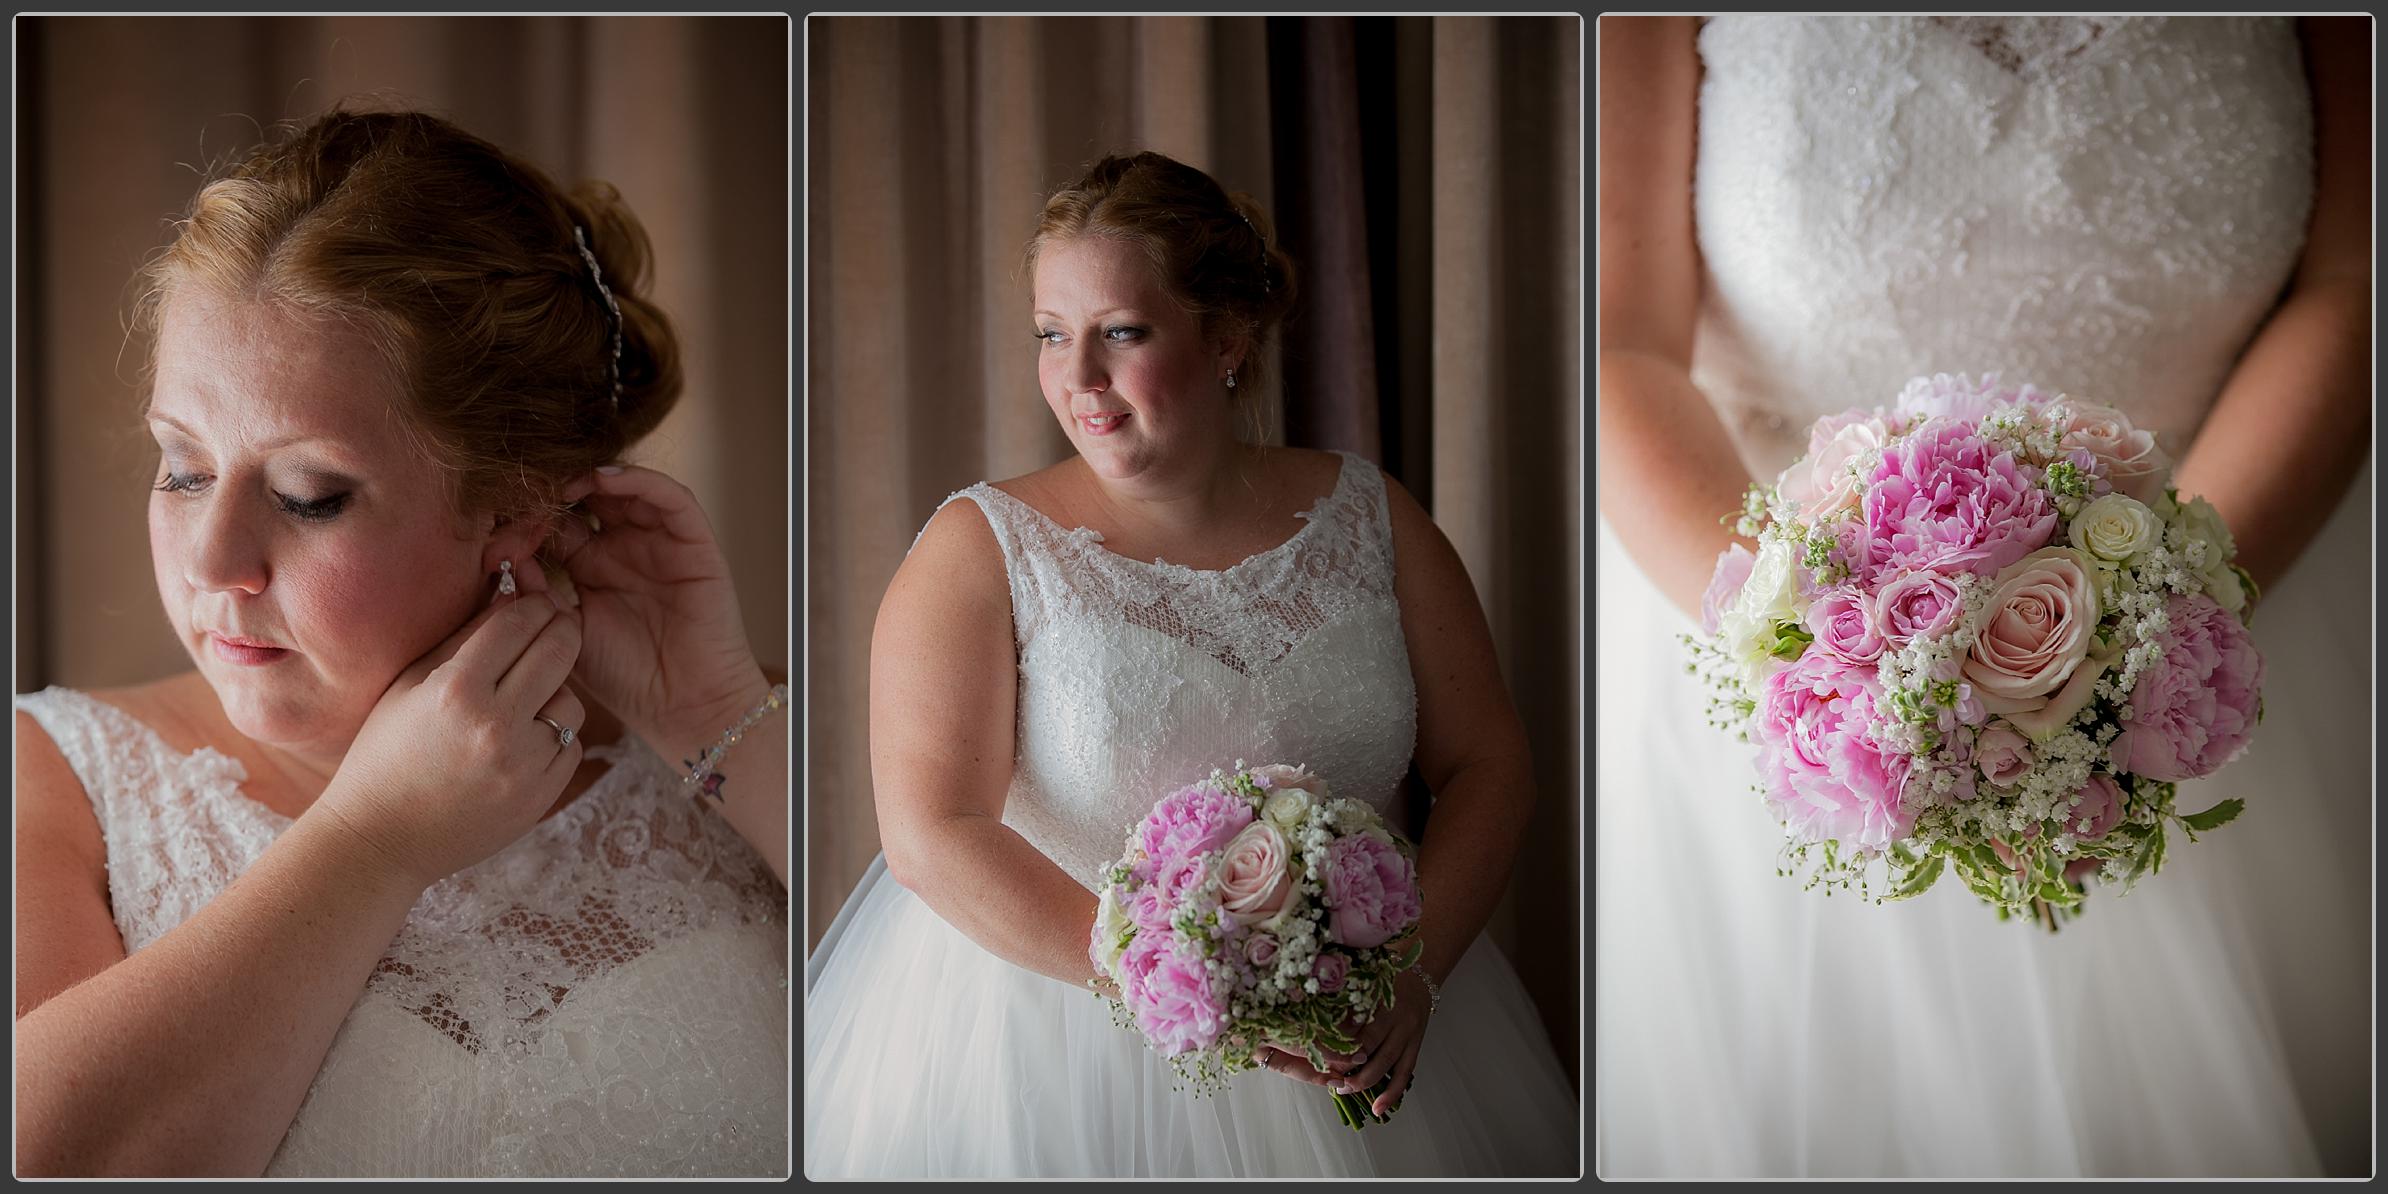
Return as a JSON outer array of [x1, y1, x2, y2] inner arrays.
[[51, 686, 645, 845], [980, 450, 1354, 578]]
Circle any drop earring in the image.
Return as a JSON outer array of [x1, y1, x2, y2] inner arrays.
[[497, 559, 517, 597], [1226, 368, 1239, 391]]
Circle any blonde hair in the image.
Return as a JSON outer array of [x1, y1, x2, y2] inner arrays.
[[1024, 151, 1299, 407], [132, 106, 682, 521]]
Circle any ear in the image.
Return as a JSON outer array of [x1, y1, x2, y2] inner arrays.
[[479, 512, 561, 593], [1211, 328, 1252, 382]]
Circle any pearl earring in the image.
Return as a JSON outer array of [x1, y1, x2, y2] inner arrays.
[[497, 559, 517, 597]]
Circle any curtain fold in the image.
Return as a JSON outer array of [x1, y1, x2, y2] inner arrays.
[[806, 14, 1580, 1087]]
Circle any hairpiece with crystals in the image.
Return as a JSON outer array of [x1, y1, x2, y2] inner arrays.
[[573, 225, 624, 413]]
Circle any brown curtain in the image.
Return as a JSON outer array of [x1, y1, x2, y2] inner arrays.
[[16, 15, 790, 695], [807, 15, 1580, 1085]]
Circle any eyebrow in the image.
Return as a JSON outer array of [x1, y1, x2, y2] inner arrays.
[[147, 411, 343, 454], [1032, 306, 1142, 322]]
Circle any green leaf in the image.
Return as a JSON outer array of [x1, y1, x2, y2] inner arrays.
[[2179, 799, 2243, 834], [1882, 854, 1944, 902]]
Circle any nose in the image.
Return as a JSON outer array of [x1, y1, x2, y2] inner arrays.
[[183, 489, 271, 597], [1062, 340, 1108, 399]]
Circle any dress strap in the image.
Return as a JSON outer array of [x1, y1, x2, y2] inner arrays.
[[913, 484, 1055, 649]]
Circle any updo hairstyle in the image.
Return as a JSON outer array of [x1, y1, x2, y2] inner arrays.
[[1022, 151, 1299, 402], [132, 107, 682, 525]]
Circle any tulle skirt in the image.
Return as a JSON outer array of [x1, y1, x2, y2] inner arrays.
[[803, 856, 1579, 1178], [1593, 462, 2371, 1178]]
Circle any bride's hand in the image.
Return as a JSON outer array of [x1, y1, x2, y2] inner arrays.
[[1330, 968, 1434, 1117], [546, 464, 771, 762]]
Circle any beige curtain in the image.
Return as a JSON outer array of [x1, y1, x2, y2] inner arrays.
[[16, 15, 790, 694], [807, 15, 1580, 1083]]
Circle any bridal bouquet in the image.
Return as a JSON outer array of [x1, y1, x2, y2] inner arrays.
[[1684, 373, 2259, 929], [1088, 763, 1424, 1129]]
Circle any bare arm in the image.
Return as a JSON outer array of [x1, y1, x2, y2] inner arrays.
[[13, 713, 427, 1176], [868, 500, 1103, 989], [1595, 15, 1753, 621], [2170, 15, 2371, 594], [1383, 478, 1542, 987]]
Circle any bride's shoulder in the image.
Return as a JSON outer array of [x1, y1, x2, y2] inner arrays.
[[82, 672, 218, 754]]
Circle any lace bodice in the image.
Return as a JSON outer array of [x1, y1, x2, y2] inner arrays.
[[14, 687, 789, 1178], [933, 450, 1420, 890], [1692, 15, 2314, 477]]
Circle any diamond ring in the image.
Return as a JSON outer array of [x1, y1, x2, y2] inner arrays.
[[536, 715, 576, 747]]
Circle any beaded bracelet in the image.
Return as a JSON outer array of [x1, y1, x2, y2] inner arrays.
[[1408, 964, 1443, 1016], [683, 683, 791, 803]]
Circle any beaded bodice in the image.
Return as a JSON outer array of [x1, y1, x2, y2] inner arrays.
[[1691, 15, 2313, 477], [932, 450, 1420, 890], [14, 687, 789, 1177]]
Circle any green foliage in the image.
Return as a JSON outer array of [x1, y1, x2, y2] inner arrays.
[[1882, 853, 1945, 902], [2175, 798, 2244, 839]]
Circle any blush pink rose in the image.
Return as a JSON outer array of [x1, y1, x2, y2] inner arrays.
[[1805, 586, 1885, 665], [1248, 763, 1322, 795], [1964, 547, 2099, 704], [1243, 931, 1280, 970], [1321, 834, 1423, 949], [1893, 372, 2053, 427], [1312, 950, 1351, 994], [1778, 410, 1890, 523], [1700, 544, 1757, 636], [1752, 652, 1915, 850], [1873, 569, 1966, 645], [1860, 420, 2058, 582], [1974, 722, 2034, 787], [2066, 773, 2127, 841], [2112, 594, 2264, 781], [2057, 400, 2169, 504], [1136, 782, 1254, 874], [1124, 941, 1228, 1057], [1214, 822, 1296, 927]]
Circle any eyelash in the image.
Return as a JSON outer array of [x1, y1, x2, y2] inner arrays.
[[1035, 326, 1146, 346], [153, 473, 352, 523]]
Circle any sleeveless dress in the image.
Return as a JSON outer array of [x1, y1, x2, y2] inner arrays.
[[1597, 16, 2370, 1178], [14, 688, 791, 1178], [803, 450, 1578, 1178]]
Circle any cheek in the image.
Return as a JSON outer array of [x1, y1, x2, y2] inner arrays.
[[286, 535, 480, 673]]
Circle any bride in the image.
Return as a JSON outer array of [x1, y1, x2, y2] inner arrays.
[[802, 151, 1577, 1178], [1597, 16, 2369, 1178], [13, 108, 790, 1177]]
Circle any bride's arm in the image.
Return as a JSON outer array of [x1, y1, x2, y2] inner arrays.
[[868, 498, 1105, 990], [1596, 14, 1753, 623], [2169, 16, 2370, 594]]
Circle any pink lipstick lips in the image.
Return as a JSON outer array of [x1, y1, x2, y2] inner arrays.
[[209, 633, 291, 667], [1078, 411, 1131, 436]]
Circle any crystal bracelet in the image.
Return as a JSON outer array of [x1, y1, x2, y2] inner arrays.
[[683, 682, 790, 803], [1408, 964, 1443, 1016]]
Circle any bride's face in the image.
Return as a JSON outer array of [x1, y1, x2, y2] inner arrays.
[[146, 289, 489, 748], [1032, 235, 1236, 480]]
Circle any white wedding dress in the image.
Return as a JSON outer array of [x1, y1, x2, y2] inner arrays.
[[1597, 16, 2370, 1178], [803, 450, 1579, 1178], [14, 688, 791, 1177]]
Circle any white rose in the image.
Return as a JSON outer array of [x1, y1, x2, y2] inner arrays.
[[1734, 538, 1801, 624], [2203, 561, 2249, 617], [2067, 493, 2160, 564], [2172, 495, 2238, 565], [1261, 788, 1311, 832], [1090, 885, 1133, 976]]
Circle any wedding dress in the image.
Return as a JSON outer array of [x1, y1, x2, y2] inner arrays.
[[13, 688, 791, 1177], [803, 450, 1579, 1178], [1597, 16, 2369, 1178]]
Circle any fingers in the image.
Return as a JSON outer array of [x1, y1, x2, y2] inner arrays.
[[1253, 1046, 1339, 1090], [421, 584, 561, 692], [1338, 1023, 1407, 1095], [496, 601, 583, 715], [534, 688, 587, 777], [1370, 1040, 1423, 1117], [581, 464, 720, 545]]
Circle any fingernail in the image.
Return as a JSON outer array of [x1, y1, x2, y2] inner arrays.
[[549, 590, 569, 611], [596, 465, 623, 475]]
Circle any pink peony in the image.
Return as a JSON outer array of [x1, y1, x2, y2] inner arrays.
[[1805, 586, 1885, 665], [2113, 595, 2264, 781], [2066, 773, 2127, 841], [1312, 950, 1351, 994], [1893, 372, 2052, 428], [1873, 569, 1967, 645], [1700, 543, 1757, 636], [1127, 881, 1173, 934], [1860, 419, 2058, 582], [1964, 547, 2099, 706], [1753, 651, 1915, 850], [1136, 782, 1255, 872], [1321, 833, 1423, 949], [1214, 822, 1296, 927], [1124, 939, 1228, 1057], [2056, 400, 2169, 504], [1152, 852, 1214, 913]]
